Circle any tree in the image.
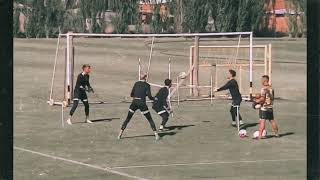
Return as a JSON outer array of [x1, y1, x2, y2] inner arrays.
[[151, 4, 162, 33], [111, 0, 139, 33], [173, 0, 184, 33], [183, 0, 211, 33], [210, 0, 264, 33], [23, 0, 65, 38], [286, 0, 306, 37], [25, 0, 46, 38], [79, 0, 107, 33], [44, 0, 65, 37]]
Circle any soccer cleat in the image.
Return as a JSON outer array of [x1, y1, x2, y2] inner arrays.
[[274, 134, 280, 138], [155, 133, 160, 140], [231, 121, 236, 126], [117, 130, 123, 140], [86, 119, 93, 123], [66, 118, 72, 125], [239, 120, 244, 125], [159, 125, 168, 132]]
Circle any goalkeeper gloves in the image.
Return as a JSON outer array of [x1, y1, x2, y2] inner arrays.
[[86, 86, 94, 93]]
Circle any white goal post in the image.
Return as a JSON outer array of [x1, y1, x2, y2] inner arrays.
[[48, 32, 255, 106]]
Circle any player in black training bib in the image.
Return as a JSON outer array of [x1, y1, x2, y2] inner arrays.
[[215, 69, 244, 126], [67, 64, 94, 125], [118, 73, 159, 140], [152, 79, 172, 131]]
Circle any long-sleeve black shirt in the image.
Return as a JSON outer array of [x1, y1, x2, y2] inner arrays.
[[130, 80, 154, 102], [217, 79, 242, 100], [154, 86, 169, 109], [74, 72, 92, 92]]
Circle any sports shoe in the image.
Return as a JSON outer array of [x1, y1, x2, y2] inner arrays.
[[66, 118, 72, 125], [274, 134, 280, 138], [231, 121, 236, 126], [117, 130, 123, 140], [86, 119, 93, 123], [159, 125, 168, 132], [155, 133, 160, 141], [239, 120, 244, 125]]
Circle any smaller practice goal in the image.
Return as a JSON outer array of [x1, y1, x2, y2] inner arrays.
[[187, 44, 272, 100]]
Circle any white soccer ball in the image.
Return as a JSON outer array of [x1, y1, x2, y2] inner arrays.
[[253, 130, 267, 138], [48, 99, 54, 106], [179, 72, 187, 79], [255, 104, 261, 109], [238, 129, 247, 138]]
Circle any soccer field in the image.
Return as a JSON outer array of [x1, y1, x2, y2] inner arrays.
[[14, 38, 306, 180]]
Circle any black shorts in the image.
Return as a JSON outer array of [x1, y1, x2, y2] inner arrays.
[[152, 106, 168, 115], [73, 90, 88, 101], [152, 102, 167, 115], [259, 109, 274, 120], [129, 99, 149, 114], [232, 98, 242, 106]]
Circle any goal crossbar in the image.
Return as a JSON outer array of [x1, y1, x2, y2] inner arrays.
[[59, 32, 253, 38]]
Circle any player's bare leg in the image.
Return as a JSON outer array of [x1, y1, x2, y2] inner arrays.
[[270, 119, 279, 137], [259, 119, 266, 139]]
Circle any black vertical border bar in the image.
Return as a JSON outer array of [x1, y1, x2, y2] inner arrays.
[[0, 0, 13, 179], [307, 0, 320, 179]]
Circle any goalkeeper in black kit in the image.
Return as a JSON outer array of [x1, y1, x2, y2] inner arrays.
[[118, 73, 159, 140], [67, 64, 94, 125], [215, 69, 244, 126], [152, 79, 173, 131]]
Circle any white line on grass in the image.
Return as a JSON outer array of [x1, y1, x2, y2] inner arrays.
[[14, 146, 149, 180], [111, 158, 305, 169]]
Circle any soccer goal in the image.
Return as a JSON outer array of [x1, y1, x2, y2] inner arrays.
[[48, 32, 267, 107], [188, 44, 272, 100]]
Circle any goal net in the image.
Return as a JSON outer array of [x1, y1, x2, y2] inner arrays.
[[47, 32, 271, 107]]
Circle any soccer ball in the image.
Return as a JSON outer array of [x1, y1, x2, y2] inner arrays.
[[48, 99, 54, 106], [238, 129, 247, 138], [253, 130, 267, 139], [179, 72, 187, 79], [252, 102, 262, 109], [255, 104, 262, 109]]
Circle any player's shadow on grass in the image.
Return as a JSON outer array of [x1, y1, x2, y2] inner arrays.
[[123, 132, 177, 139], [202, 121, 211, 123], [91, 117, 120, 122], [264, 132, 295, 139], [240, 123, 259, 130], [73, 117, 119, 124], [166, 124, 195, 131]]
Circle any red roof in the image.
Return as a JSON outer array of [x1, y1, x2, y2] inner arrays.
[[274, 0, 286, 10], [266, 0, 286, 12]]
